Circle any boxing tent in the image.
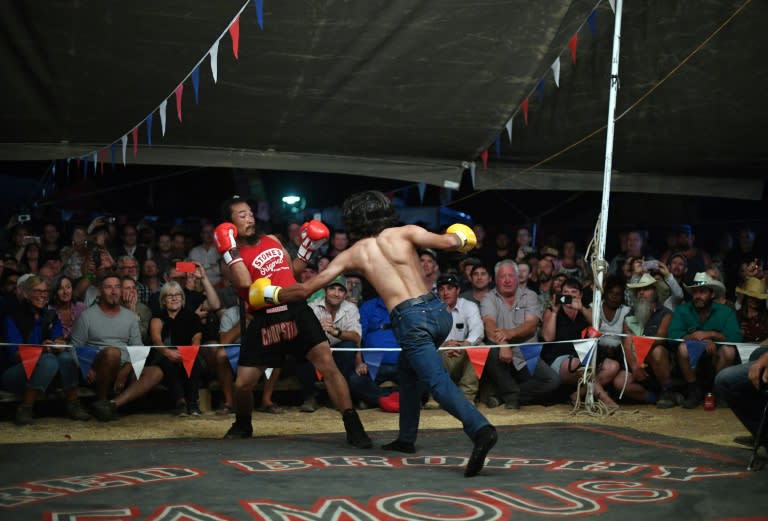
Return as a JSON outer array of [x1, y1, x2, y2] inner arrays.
[[0, 0, 765, 199]]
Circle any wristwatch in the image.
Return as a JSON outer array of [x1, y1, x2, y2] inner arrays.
[[334, 327, 341, 337]]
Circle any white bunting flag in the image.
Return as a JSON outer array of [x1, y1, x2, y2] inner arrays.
[[609, 0, 616, 13], [736, 343, 759, 364], [469, 162, 476, 188], [417, 182, 426, 203], [265, 367, 274, 380], [92, 151, 97, 174], [551, 57, 561, 87], [574, 339, 597, 365], [505, 116, 514, 142], [210, 40, 220, 83], [159, 100, 168, 136], [127, 346, 151, 380], [120, 135, 128, 166]]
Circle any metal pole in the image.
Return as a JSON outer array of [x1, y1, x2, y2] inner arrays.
[[586, 0, 624, 406]]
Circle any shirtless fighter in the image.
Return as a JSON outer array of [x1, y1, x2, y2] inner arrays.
[[247, 190, 497, 477]]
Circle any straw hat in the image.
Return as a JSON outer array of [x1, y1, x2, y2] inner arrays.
[[684, 272, 726, 298], [626, 273, 657, 289], [736, 277, 768, 300]]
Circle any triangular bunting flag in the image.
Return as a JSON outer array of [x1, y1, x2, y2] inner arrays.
[[315, 368, 323, 382], [736, 343, 759, 364], [684, 340, 706, 369], [191, 66, 200, 104], [480, 149, 489, 170], [551, 57, 561, 87], [587, 10, 597, 36], [82, 155, 88, 177], [608, 0, 615, 13], [225, 345, 240, 374], [92, 151, 97, 174], [210, 40, 220, 83], [146, 113, 153, 146], [469, 161, 476, 189], [574, 339, 596, 365], [175, 84, 184, 122], [127, 345, 151, 380], [177, 345, 200, 378], [131, 127, 139, 157], [466, 347, 490, 379], [581, 326, 602, 339], [254, 0, 264, 30], [159, 100, 168, 136], [76, 345, 99, 380], [264, 367, 274, 380], [75, 156, 81, 170], [110, 144, 115, 169], [521, 98, 529, 126], [229, 16, 240, 59], [363, 350, 385, 381], [98, 149, 105, 176], [494, 135, 502, 158], [505, 116, 514, 142], [631, 336, 655, 366], [417, 182, 426, 203], [19, 345, 43, 379], [120, 135, 128, 166], [568, 34, 578, 64], [520, 344, 543, 375], [535, 79, 545, 102]]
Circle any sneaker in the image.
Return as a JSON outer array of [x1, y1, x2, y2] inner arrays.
[[174, 402, 189, 417], [92, 399, 118, 422], [382, 439, 416, 453], [656, 390, 677, 409], [342, 408, 373, 449], [65, 400, 92, 421], [14, 405, 34, 426], [187, 402, 202, 416], [300, 397, 319, 413], [486, 396, 502, 409], [465, 425, 498, 477], [223, 421, 253, 439]]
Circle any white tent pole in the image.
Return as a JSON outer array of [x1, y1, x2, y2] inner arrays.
[[587, 0, 624, 401]]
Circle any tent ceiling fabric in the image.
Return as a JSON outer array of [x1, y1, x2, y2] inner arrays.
[[1, 1, 765, 197]]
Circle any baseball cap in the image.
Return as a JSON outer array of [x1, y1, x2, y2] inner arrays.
[[436, 274, 460, 288], [418, 248, 437, 261], [326, 275, 347, 290]]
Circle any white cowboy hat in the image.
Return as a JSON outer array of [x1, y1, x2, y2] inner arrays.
[[684, 272, 726, 298], [626, 273, 657, 289]]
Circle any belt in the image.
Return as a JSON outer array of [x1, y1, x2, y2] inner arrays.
[[392, 292, 437, 314]]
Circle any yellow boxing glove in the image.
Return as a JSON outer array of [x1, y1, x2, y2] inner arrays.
[[446, 223, 477, 253], [249, 278, 282, 309]]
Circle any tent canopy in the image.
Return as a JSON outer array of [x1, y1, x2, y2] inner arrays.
[[1, 0, 765, 199]]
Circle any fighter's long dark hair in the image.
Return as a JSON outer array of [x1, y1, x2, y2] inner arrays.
[[342, 190, 399, 242]]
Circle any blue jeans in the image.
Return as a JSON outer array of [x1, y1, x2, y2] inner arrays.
[[390, 293, 490, 443], [715, 361, 768, 441], [1, 351, 80, 393], [349, 362, 399, 405]]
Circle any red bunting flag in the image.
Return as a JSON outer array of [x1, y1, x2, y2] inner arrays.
[[631, 336, 655, 367], [175, 84, 184, 122], [20, 345, 43, 379], [98, 149, 106, 176], [568, 34, 578, 63], [229, 16, 241, 59], [315, 368, 323, 382], [581, 326, 602, 339], [177, 345, 200, 378], [131, 127, 139, 157], [480, 149, 489, 170], [521, 98, 529, 126], [466, 347, 490, 379]]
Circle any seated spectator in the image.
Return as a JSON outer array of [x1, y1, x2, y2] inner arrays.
[[349, 295, 401, 410], [419, 248, 440, 294], [597, 277, 631, 360], [188, 223, 221, 285], [669, 272, 742, 409], [513, 226, 537, 264], [460, 263, 492, 306], [61, 225, 89, 280], [70, 273, 144, 421], [2, 275, 90, 424], [534, 256, 556, 313], [112, 224, 149, 267], [659, 255, 686, 311], [148, 281, 204, 416], [610, 230, 653, 277], [299, 276, 361, 412], [49, 275, 86, 342], [541, 278, 620, 408], [735, 277, 768, 343], [117, 255, 150, 305], [661, 225, 711, 285], [19, 241, 42, 275], [120, 276, 152, 345], [436, 274, 483, 404], [616, 274, 675, 407], [215, 305, 283, 415], [481, 260, 559, 409], [456, 256, 482, 293], [517, 260, 535, 293], [560, 240, 586, 281], [141, 258, 162, 294]]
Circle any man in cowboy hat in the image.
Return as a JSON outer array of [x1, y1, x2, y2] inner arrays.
[[619, 273, 676, 407], [669, 272, 742, 408]]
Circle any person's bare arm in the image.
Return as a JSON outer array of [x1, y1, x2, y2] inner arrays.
[[278, 249, 354, 303], [405, 225, 463, 252], [541, 308, 557, 342], [220, 324, 241, 345], [227, 260, 252, 290]]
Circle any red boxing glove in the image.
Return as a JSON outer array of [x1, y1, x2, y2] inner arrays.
[[297, 219, 329, 262], [213, 222, 242, 267]]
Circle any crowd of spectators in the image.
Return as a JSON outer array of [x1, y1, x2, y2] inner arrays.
[[0, 210, 766, 434]]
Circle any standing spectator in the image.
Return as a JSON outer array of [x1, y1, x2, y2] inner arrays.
[[189, 223, 221, 285], [481, 260, 559, 409], [61, 225, 88, 280], [460, 264, 492, 306], [669, 272, 742, 408], [660, 254, 687, 311], [735, 277, 768, 343], [436, 274, 484, 404], [149, 281, 204, 416], [49, 275, 86, 342], [2, 276, 91, 424]]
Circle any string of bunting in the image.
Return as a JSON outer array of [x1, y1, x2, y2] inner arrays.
[[46, 0, 265, 188], [469, 0, 612, 185]]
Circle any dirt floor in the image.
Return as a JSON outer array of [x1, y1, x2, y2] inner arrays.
[[0, 400, 752, 449]]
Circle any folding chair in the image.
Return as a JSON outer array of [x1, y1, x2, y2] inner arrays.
[[747, 383, 768, 471]]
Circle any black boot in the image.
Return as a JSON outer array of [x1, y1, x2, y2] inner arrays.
[[382, 439, 416, 453], [342, 408, 372, 448], [465, 425, 497, 477]]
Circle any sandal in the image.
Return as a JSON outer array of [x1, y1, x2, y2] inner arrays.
[[215, 404, 234, 416], [256, 403, 285, 414]]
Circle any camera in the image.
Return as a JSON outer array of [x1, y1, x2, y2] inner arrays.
[[455, 322, 464, 330], [642, 260, 658, 271], [106, 216, 116, 224], [559, 295, 573, 305], [17, 214, 31, 224]]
